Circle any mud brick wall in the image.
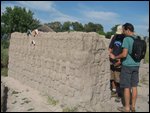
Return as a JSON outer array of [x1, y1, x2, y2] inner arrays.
[[8, 32, 111, 111]]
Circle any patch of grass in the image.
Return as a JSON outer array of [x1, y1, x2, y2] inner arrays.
[[1, 45, 8, 77], [12, 101, 17, 104], [27, 108, 34, 111], [22, 98, 28, 100], [12, 90, 19, 95], [144, 47, 149, 63], [24, 100, 31, 104], [62, 106, 78, 112], [47, 96, 59, 106], [140, 77, 149, 85], [1, 68, 8, 77], [138, 84, 142, 87], [1, 47, 9, 68]]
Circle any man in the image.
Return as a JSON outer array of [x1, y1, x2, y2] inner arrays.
[[108, 25, 125, 101], [110, 23, 140, 112]]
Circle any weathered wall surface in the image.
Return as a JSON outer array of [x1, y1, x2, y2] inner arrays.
[[8, 32, 111, 111]]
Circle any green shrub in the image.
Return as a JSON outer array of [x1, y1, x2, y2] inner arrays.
[[1, 46, 9, 68], [62, 106, 78, 112], [1, 68, 8, 76], [1, 39, 10, 49], [145, 46, 149, 63], [47, 96, 59, 106], [1, 40, 9, 77]]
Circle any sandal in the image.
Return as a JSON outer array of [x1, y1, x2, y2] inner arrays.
[[130, 107, 136, 112], [117, 106, 130, 112]]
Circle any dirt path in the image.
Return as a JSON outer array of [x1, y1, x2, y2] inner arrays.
[[2, 75, 149, 112], [1, 64, 149, 112], [110, 83, 149, 112], [1, 76, 62, 112]]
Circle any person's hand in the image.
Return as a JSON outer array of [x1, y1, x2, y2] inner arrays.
[[114, 59, 121, 66], [109, 53, 115, 59]]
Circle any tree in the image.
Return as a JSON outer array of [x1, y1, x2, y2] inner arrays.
[[46, 21, 62, 32], [84, 22, 95, 32], [1, 6, 40, 36], [95, 24, 105, 35], [84, 22, 105, 35], [72, 22, 84, 31], [62, 21, 72, 32], [111, 24, 120, 35], [105, 24, 120, 39], [105, 32, 113, 39]]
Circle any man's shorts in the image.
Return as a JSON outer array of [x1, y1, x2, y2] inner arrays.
[[120, 65, 139, 88]]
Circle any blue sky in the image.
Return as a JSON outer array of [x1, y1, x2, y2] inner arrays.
[[1, 1, 149, 36]]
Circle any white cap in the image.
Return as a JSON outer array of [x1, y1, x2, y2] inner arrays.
[[116, 25, 123, 34]]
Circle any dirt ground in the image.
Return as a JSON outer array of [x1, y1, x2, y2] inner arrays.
[[1, 63, 149, 112]]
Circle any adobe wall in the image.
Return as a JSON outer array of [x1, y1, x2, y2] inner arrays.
[[8, 32, 111, 111]]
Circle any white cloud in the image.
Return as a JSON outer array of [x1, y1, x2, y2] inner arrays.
[[135, 25, 149, 36], [77, 4, 122, 32], [50, 8, 79, 23], [135, 25, 148, 30], [142, 15, 149, 24], [79, 10, 121, 32], [83, 11, 119, 21], [17, 1, 54, 12], [52, 16, 78, 23], [17, 1, 79, 23], [1, 1, 79, 24], [134, 14, 149, 36]]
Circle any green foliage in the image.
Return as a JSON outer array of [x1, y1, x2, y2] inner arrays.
[[62, 106, 78, 112], [1, 39, 10, 49], [84, 22, 95, 32], [98, 30, 105, 35], [27, 108, 34, 111], [111, 24, 120, 35], [62, 21, 72, 32], [46, 21, 62, 32], [1, 46, 8, 68], [145, 45, 149, 63], [12, 101, 17, 104], [105, 24, 120, 38], [47, 96, 59, 106], [1, 39, 9, 77], [11, 90, 19, 95], [84, 22, 105, 35], [72, 22, 84, 31], [1, 6, 40, 35], [105, 31, 113, 39], [45, 21, 106, 34], [1, 68, 8, 77]]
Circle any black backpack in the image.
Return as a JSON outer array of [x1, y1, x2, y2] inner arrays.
[[130, 36, 147, 62]]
